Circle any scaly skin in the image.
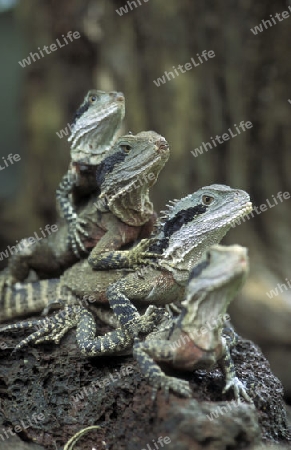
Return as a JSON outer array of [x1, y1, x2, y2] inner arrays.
[[0, 186, 252, 358], [133, 244, 252, 401], [87, 184, 252, 333], [0, 131, 169, 291]]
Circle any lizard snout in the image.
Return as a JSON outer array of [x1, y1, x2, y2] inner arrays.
[[112, 92, 125, 102], [156, 137, 169, 152]]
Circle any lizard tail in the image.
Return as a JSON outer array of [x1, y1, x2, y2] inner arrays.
[[0, 279, 63, 323]]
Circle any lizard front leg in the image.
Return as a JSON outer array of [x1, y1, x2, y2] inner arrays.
[[218, 328, 252, 402], [4, 227, 78, 285], [0, 304, 165, 357], [56, 169, 90, 257], [106, 269, 179, 336], [133, 339, 192, 398], [76, 305, 166, 356], [87, 219, 144, 267], [88, 239, 159, 270]]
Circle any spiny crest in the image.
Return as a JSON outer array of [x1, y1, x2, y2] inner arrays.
[[153, 184, 252, 238], [155, 185, 246, 227], [154, 191, 204, 232]]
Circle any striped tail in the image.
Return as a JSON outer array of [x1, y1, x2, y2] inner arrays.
[[0, 279, 63, 322]]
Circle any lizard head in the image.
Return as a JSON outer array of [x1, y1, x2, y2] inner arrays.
[[178, 244, 248, 350], [95, 131, 170, 225], [69, 90, 125, 165], [151, 184, 252, 274]]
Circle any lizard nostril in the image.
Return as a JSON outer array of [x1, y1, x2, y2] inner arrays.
[[115, 92, 125, 102], [156, 138, 169, 151]]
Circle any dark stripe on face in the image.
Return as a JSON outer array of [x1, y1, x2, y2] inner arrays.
[[149, 204, 207, 253], [95, 150, 127, 186], [71, 101, 90, 127], [164, 205, 207, 237]]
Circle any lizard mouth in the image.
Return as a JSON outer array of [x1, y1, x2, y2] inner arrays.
[[115, 93, 125, 102], [229, 201, 253, 226], [238, 252, 248, 269], [156, 137, 169, 152]]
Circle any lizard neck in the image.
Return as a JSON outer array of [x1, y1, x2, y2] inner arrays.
[[153, 226, 229, 283], [109, 185, 154, 226]]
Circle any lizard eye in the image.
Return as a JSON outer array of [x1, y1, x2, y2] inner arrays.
[[120, 144, 132, 153], [89, 94, 98, 103], [202, 195, 214, 205]]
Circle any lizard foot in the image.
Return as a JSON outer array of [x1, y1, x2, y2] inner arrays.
[[0, 306, 82, 351], [150, 376, 192, 401], [140, 306, 168, 333], [128, 239, 160, 268], [68, 217, 90, 257], [126, 306, 167, 336], [165, 302, 182, 315], [223, 377, 252, 403]]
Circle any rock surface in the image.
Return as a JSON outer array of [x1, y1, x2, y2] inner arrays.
[[0, 319, 290, 450]]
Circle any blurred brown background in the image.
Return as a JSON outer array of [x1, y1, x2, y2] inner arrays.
[[0, 0, 290, 400]]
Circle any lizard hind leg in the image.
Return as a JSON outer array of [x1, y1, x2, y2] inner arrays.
[[219, 331, 252, 403], [106, 281, 165, 337], [3, 306, 84, 351], [75, 306, 167, 357], [133, 339, 192, 399], [76, 308, 133, 357]]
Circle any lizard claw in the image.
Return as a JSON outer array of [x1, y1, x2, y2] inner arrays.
[[135, 252, 160, 267], [3, 306, 81, 350], [127, 306, 166, 335], [68, 218, 90, 257], [129, 240, 160, 267], [151, 386, 159, 402], [166, 303, 182, 315], [151, 376, 192, 399], [75, 218, 90, 236], [223, 377, 252, 403]]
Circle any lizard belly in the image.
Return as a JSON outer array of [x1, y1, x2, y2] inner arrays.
[[144, 271, 183, 305], [172, 332, 221, 371]]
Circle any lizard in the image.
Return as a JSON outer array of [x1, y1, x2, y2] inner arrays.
[[0, 130, 169, 303], [0, 185, 252, 355], [132, 244, 252, 401], [56, 89, 126, 255], [0, 89, 126, 289]]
